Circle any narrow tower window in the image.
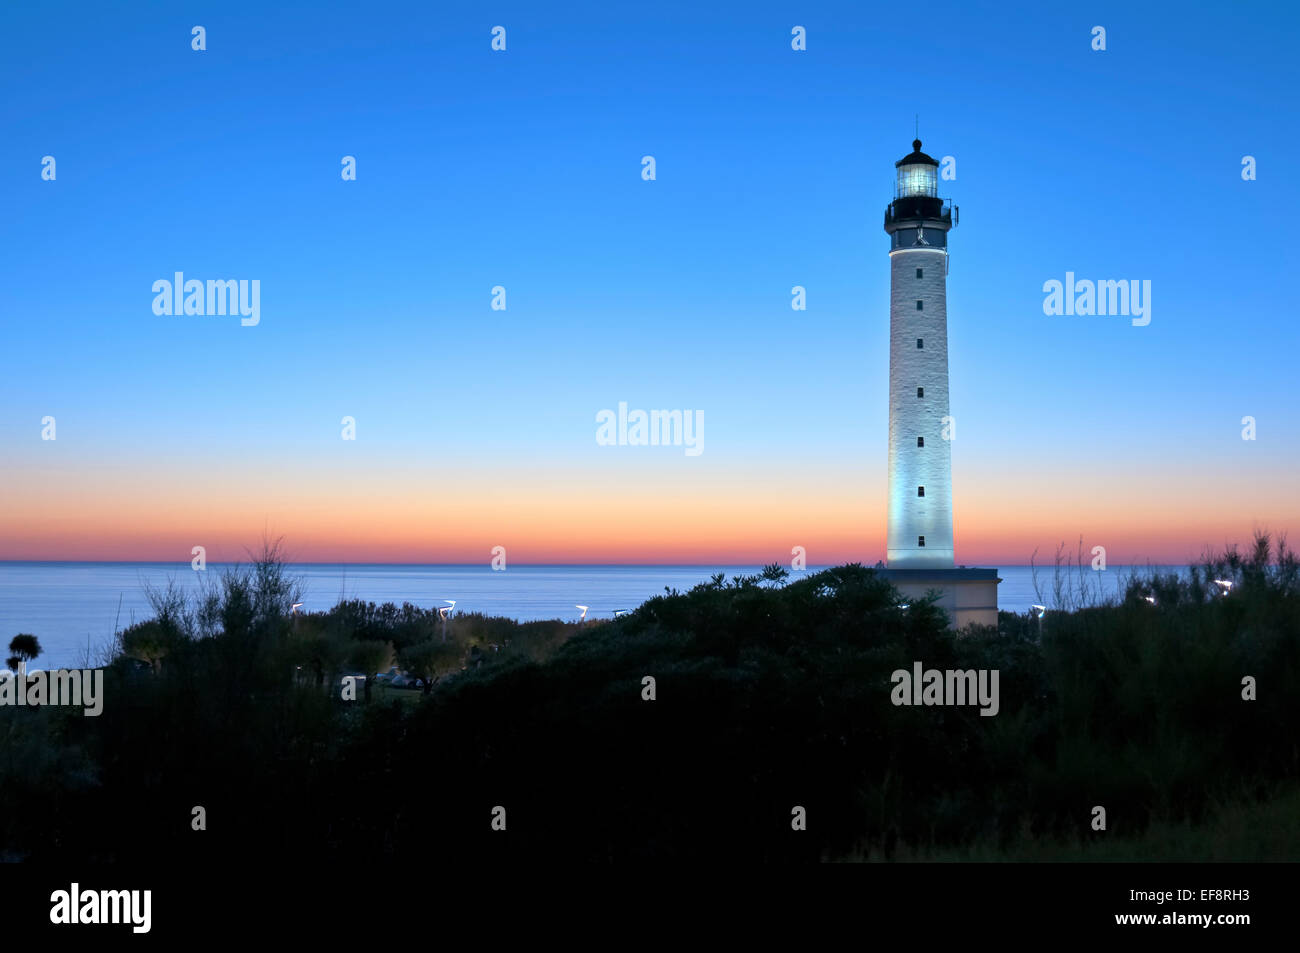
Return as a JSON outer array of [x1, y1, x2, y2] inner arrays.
[[917, 387, 924, 398], [917, 436, 924, 447], [916, 268, 923, 278], [917, 338, 924, 349], [918, 536, 926, 547], [918, 486, 925, 497], [916, 300, 923, 311]]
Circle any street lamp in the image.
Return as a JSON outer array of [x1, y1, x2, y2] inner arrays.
[[1213, 579, 1233, 595], [1030, 605, 1046, 638], [575, 605, 589, 623], [438, 600, 456, 643]]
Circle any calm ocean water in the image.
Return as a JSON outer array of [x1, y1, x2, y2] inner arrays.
[[0, 562, 1179, 669]]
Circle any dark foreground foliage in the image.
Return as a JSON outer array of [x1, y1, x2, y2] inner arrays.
[[1, 537, 1296, 863]]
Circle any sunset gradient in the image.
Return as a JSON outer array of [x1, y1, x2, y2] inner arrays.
[[2, 1, 1296, 567]]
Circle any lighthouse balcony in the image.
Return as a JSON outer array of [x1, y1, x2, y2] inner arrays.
[[885, 197, 955, 230]]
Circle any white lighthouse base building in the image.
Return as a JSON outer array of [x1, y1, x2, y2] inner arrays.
[[878, 567, 1000, 631]]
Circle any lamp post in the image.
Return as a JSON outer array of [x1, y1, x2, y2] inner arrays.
[[575, 605, 589, 623], [1030, 604, 1046, 639], [438, 600, 456, 642]]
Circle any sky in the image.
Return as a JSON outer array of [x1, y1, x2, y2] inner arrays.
[[1, 1, 1297, 566]]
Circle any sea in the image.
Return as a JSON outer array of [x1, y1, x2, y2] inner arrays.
[[0, 562, 1181, 669]]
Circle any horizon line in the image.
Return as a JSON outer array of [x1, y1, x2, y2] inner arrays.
[[0, 559, 1194, 568]]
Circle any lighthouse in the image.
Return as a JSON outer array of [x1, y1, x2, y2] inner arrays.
[[878, 138, 1000, 629], [884, 139, 955, 568]]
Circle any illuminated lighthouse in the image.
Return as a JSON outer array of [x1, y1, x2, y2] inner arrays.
[[884, 139, 955, 568], [879, 138, 999, 628]]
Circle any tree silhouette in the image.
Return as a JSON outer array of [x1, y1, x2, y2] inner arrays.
[[7, 634, 41, 675], [120, 620, 172, 674], [398, 640, 462, 695], [349, 640, 394, 702]]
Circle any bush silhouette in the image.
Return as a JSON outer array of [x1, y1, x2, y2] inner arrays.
[[0, 535, 1295, 863]]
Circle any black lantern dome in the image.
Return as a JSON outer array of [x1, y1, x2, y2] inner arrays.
[[884, 138, 955, 234]]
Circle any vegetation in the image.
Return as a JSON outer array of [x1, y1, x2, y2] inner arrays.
[[5, 634, 41, 676], [0, 534, 1295, 863]]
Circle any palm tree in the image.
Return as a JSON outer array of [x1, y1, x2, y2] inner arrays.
[[7, 634, 41, 676]]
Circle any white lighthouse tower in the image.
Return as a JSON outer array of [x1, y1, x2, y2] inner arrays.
[[884, 139, 954, 568], [879, 138, 999, 629]]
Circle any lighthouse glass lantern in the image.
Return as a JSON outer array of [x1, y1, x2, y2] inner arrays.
[[895, 140, 938, 198]]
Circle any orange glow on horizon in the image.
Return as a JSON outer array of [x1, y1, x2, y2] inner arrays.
[[2, 458, 1293, 567]]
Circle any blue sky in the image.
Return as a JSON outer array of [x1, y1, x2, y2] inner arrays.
[[1, 0, 1297, 564]]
